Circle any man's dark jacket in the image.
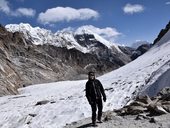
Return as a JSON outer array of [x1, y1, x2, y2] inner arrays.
[[86, 79, 106, 104]]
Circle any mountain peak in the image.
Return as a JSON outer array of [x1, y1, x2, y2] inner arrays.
[[6, 23, 32, 32], [75, 25, 121, 50], [74, 25, 94, 35]]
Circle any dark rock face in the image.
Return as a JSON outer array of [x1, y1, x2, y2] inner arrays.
[[0, 24, 131, 96], [75, 34, 131, 66], [0, 25, 23, 96], [153, 21, 170, 45], [118, 46, 135, 57], [75, 34, 97, 47], [38, 44, 116, 80], [119, 44, 152, 60], [136, 44, 152, 54], [131, 44, 152, 60]]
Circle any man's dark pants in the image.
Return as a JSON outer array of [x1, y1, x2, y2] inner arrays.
[[90, 98, 103, 123]]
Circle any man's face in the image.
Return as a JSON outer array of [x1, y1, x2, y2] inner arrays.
[[89, 73, 95, 80]]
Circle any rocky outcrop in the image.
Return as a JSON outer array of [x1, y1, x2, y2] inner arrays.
[[119, 44, 152, 60], [153, 21, 170, 45], [115, 87, 170, 116], [0, 25, 23, 96], [118, 46, 135, 57], [131, 44, 152, 60]]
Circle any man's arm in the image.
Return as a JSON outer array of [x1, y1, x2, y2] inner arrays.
[[98, 80, 106, 102], [85, 82, 92, 104]]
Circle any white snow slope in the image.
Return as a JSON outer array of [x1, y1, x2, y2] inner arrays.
[[0, 30, 170, 128]]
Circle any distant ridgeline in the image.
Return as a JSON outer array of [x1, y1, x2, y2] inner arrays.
[[153, 21, 170, 45]]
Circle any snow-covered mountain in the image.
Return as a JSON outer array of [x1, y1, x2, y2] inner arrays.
[[5, 23, 121, 54], [0, 25, 170, 128], [131, 40, 150, 49], [74, 25, 121, 51], [5, 23, 87, 53], [131, 43, 152, 60], [5, 23, 131, 70]]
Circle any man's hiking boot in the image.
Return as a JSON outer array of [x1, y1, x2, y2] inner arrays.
[[97, 120, 103, 123], [92, 123, 98, 127], [92, 122, 98, 127]]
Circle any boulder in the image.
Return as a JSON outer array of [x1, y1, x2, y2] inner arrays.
[[126, 105, 147, 115], [157, 87, 170, 101], [135, 95, 152, 104], [115, 87, 170, 117]]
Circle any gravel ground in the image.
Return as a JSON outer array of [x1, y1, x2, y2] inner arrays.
[[64, 112, 170, 128]]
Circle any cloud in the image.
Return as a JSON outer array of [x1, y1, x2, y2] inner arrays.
[[14, 8, 36, 17], [0, 0, 35, 17], [165, 1, 170, 5], [0, 0, 10, 14], [123, 3, 144, 14], [81, 25, 121, 41], [38, 7, 99, 25]]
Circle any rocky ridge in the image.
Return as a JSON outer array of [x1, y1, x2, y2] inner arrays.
[[154, 21, 170, 45]]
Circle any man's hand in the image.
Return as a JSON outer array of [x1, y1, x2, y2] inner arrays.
[[103, 97, 106, 102]]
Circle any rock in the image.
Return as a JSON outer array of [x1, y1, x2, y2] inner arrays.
[[161, 101, 170, 105], [135, 114, 150, 120], [115, 105, 147, 116], [157, 87, 170, 101], [35, 100, 50, 106], [149, 117, 156, 123], [103, 111, 115, 121], [153, 21, 170, 44], [115, 86, 170, 118], [147, 102, 168, 115], [163, 104, 170, 112], [114, 107, 128, 116], [155, 106, 168, 114], [136, 95, 152, 104], [129, 101, 147, 107], [28, 113, 37, 117], [135, 115, 143, 120], [126, 106, 147, 115]]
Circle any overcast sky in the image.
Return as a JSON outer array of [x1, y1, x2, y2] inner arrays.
[[0, 0, 169, 46]]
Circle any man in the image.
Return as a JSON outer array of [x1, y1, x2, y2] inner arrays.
[[85, 71, 106, 127]]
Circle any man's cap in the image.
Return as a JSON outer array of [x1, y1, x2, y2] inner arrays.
[[88, 71, 95, 76]]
